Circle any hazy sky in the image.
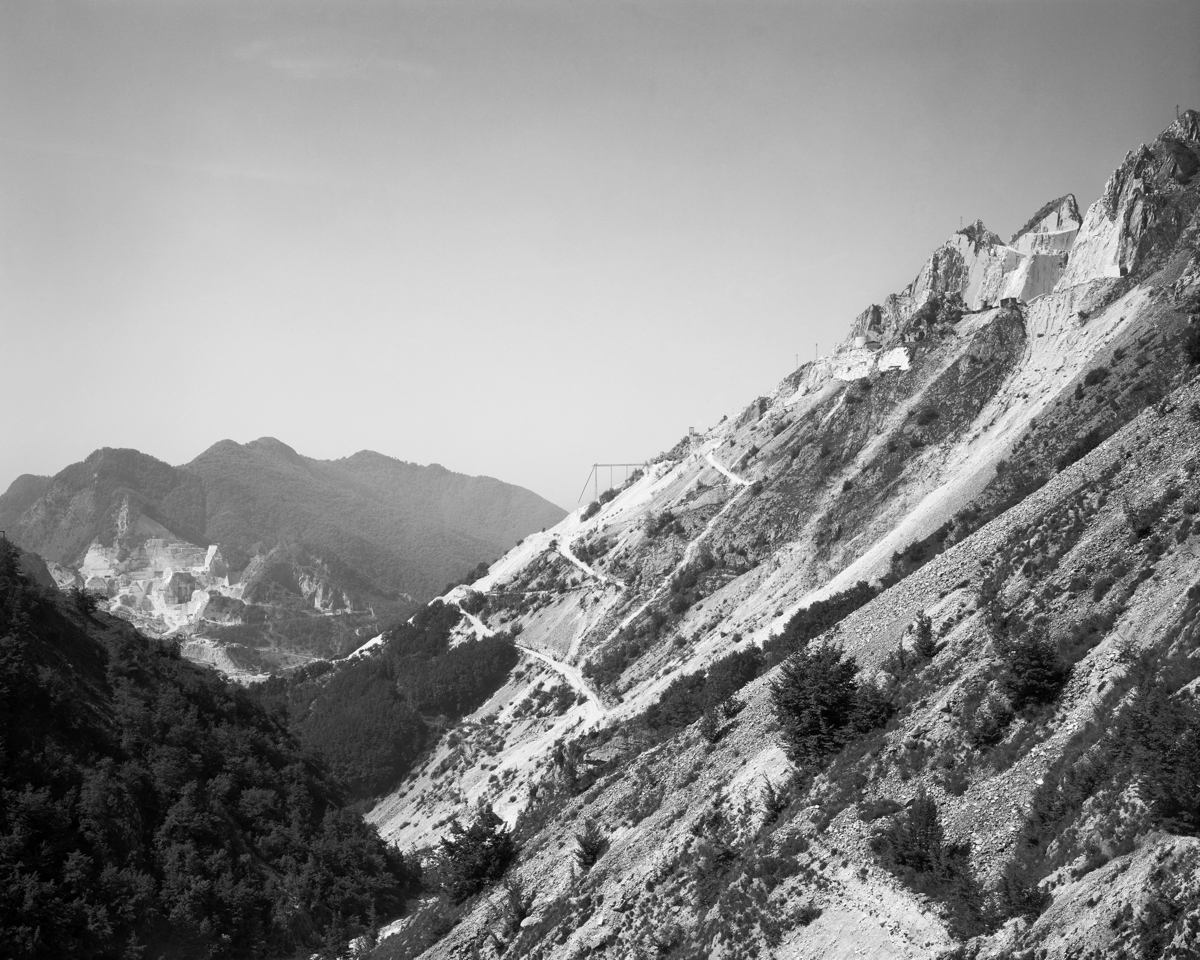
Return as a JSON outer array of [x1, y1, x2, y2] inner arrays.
[[1, 0, 1197, 510]]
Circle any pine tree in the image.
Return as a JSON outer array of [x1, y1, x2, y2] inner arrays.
[[1001, 630, 1069, 710], [912, 612, 937, 660], [770, 642, 859, 768], [573, 819, 608, 871], [440, 805, 518, 903], [698, 707, 722, 744]]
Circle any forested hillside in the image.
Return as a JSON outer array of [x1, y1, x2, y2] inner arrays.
[[0, 538, 416, 959]]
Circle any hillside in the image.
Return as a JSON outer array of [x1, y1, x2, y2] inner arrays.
[[323, 111, 1200, 959], [0, 440, 564, 671], [0, 538, 416, 959]]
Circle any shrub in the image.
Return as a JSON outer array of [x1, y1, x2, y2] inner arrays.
[[850, 679, 895, 734], [502, 879, 534, 933], [1055, 428, 1106, 471], [69, 586, 99, 616], [870, 787, 982, 935], [698, 707, 723, 744], [645, 510, 678, 538], [762, 581, 877, 666], [1183, 321, 1200, 366]]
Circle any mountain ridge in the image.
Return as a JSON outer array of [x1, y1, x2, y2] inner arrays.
[[0, 438, 565, 669], [341, 110, 1200, 959]]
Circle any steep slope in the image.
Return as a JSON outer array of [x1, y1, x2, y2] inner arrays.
[[0, 440, 565, 670], [354, 111, 1200, 959]]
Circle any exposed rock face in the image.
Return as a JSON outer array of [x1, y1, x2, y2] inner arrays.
[[1059, 110, 1200, 287], [847, 196, 1083, 352], [161, 569, 199, 605], [358, 112, 1200, 959]]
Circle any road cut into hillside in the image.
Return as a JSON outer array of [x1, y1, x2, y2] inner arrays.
[[515, 642, 607, 724], [557, 538, 623, 589]]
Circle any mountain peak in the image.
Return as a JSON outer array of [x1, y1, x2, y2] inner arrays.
[[245, 436, 304, 464], [1009, 193, 1081, 244], [954, 218, 1002, 253], [1164, 107, 1200, 143]]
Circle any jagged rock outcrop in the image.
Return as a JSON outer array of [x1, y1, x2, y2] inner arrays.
[[847, 195, 1083, 352]]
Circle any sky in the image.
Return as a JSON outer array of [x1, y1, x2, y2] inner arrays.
[[1, 1, 1198, 511]]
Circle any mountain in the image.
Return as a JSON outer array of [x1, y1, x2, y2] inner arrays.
[[183, 437, 565, 604], [318, 111, 1200, 958], [0, 538, 416, 959], [0, 440, 564, 671]]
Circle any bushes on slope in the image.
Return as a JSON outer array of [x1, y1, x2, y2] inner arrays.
[[870, 787, 983, 937], [761, 581, 878, 667]]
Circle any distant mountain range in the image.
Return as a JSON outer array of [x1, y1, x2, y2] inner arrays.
[[0, 438, 564, 666]]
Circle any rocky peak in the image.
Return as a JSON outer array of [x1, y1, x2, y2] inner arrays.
[[1009, 193, 1081, 245], [1057, 108, 1199, 288], [1165, 107, 1200, 144], [955, 218, 1002, 254]]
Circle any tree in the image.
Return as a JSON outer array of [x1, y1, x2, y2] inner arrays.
[[502, 879, 534, 932], [1001, 630, 1069, 710], [69, 585, 99, 616], [440, 806, 517, 904], [850, 679, 895, 734], [912, 612, 937, 660], [573, 819, 608, 871], [698, 707, 722, 744], [872, 787, 949, 876], [771, 642, 859, 768], [869, 787, 982, 935]]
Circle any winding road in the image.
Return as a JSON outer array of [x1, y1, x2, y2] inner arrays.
[[604, 452, 753, 643], [449, 598, 607, 723], [514, 642, 607, 723], [556, 539, 622, 589], [706, 451, 751, 487]]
